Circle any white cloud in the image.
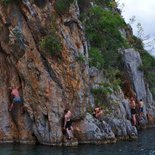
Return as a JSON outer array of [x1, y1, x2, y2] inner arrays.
[[117, 0, 155, 56]]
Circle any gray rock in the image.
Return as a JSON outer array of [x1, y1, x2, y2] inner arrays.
[[122, 48, 146, 101], [104, 117, 137, 139], [122, 48, 155, 121], [73, 113, 116, 144]]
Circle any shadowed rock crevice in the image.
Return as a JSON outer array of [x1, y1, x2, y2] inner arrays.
[[40, 54, 63, 89]]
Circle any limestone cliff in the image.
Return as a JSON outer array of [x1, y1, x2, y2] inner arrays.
[[0, 0, 90, 145], [0, 0, 154, 146]]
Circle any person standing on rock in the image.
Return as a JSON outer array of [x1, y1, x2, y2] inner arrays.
[[9, 85, 23, 112], [138, 99, 144, 117], [63, 109, 74, 139], [130, 97, 137, 126]]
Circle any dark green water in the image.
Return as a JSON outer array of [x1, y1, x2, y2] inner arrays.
[[0, 128, 155, 155]]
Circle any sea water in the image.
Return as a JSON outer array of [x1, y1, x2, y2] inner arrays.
[[0, 128, 155, 155]]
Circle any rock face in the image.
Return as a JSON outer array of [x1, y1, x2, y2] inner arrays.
[[73, 112, 137, 144], [73, 113, 116, 144], [122, 49, 146, 101], [86, 66, 138, 142], [0, 1, 154, 146], [122, 48, 155, 121], [0, 1, 89, 145]]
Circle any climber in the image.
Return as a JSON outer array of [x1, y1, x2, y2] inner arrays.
[[130, 97, 137, 126], [93, 107, 103, 119], [63, 109, 74, 139], [9, 85, 23, 112], [138, 99, 144, 117]]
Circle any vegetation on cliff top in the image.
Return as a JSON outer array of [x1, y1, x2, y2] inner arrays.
[[140, 50, 155, 97], [80, 1, 127, 107], [83, 5, 127, 69], [80, 0, 155, 102], [55, 0, 74, 15]]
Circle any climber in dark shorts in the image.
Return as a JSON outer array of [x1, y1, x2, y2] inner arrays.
[[63, 109, 73, 139], [9, 85, 23, 112], [130, 97, 137, 126], [138, 99, 144, 117]]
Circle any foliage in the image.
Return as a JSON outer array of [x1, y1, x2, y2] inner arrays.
[[146, 71, 155, 98], [76, 53, 85, 63], [82, 5, 127, 69], [128, 35, 144, 52], [139, 51, 155, 97], [55, 0, 74, 15], [81, 4, 126, 106], [91, 83, 113, 107], [0, 0, 11, 5], [84, 6, 126, 50], [94, 0, 117, 9], [105, 67, 122, 81], [140, 51, 155, 71], [89, 47, 104, 69], [40, 17, 62, 57], [91, 67, 122, 109], [92, 80, 120, 109], [92, 83, 113, 96], [0, 0, 19, 5], [150, 87, 155, 98], [147, 72, 155, 86], [40, 34, 62, 57]]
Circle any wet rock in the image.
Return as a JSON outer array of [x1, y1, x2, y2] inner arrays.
[[63, 137, 78, 146]]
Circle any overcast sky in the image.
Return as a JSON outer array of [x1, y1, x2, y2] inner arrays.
[[117, 0, 155, 56]]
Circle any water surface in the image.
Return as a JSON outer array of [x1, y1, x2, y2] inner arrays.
[[0, 128, 155, 155]]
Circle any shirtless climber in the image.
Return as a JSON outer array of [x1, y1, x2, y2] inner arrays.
[[9, 85, 23, 112], [63, 109, 74, 139], [93, 107, 103, 119]]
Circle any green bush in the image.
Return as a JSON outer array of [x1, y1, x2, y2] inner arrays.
[[84, 6, 125, 50], [82, 5, 126, 69], [146, 72, 155, 97], [141, 51, 155, 70], [0, 0, 19, 5], [150, 87, 155, 97], [40, 34, 62, 57], [92, 81, 120, 108], [0, 0, 11, 5], [91, 83, 112, 106], [128, 35, 144, 51], [93, 0, 118, 9], [140, 51, 155, 97], [76, 53, 85, 63], [89, 47, 104, 69], [82, 4, 125, 101], [40, 16, 62, 57], [55, 0, 74, 15]]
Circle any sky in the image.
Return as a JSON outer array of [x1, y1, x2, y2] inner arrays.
[[117, 0, 155, 56]]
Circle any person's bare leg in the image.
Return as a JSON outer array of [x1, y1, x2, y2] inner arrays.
[[66, 128, 73, 139], [133, 114, 137, 126], [70, 127, 73, 137]]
